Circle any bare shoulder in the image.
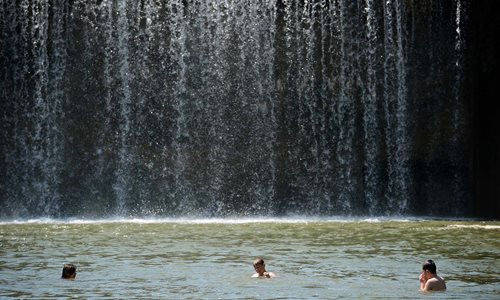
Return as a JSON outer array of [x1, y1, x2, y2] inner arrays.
[[253, 272, 277, 278], [424, 277, 446, 291]]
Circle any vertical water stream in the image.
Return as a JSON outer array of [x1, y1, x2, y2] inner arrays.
[[0, 0, 471, 218]]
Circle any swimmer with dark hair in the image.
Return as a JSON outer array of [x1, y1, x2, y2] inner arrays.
[[419, 260, 446, 291], [62, 263, 76, 279]]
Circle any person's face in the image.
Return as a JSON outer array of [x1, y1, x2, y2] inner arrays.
[[254, 263, 265, 274], [421, 270, 430, 280]]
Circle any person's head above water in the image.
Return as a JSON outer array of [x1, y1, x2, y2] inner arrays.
[[253, 258, 265, 268], [252, 257, 276, 278], [62, 263, 77, 279], [422, 259, 437, 274]]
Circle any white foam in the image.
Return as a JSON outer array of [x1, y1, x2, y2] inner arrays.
[[446, 224, 500, 230], [0, 216, 432, 225]]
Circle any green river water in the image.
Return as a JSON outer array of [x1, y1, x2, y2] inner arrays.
[[0, 218, 498, 299]]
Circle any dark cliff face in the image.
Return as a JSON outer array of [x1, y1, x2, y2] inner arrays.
[[469, 1, 500, 218]]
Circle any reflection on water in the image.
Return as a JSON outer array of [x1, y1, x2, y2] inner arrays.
[[0, 219, 498, 299]]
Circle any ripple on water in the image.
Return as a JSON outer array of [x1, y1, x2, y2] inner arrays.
[[0, 220, 498, 299]]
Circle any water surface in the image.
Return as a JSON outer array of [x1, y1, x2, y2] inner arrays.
[[1, 218, 498, 299]]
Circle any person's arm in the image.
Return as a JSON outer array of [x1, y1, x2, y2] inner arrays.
[[419, 273, 426, 290]]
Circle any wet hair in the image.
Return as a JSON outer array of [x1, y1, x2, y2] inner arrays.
[[422, 259, 437, 274], [253, 258, 265, 266], [62, 263, 77, 279]]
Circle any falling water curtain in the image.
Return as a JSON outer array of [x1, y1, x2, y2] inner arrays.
[[0, 0, 473, 218]]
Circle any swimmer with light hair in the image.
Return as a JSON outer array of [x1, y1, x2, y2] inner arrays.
[[252, 258, 276, 278]]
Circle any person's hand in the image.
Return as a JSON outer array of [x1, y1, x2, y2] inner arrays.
[[419, 272, 426, 283], [419, 271, 427, 290]]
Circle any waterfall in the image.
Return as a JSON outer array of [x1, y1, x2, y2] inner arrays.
[[451, 0, 467, 214], [336, 0, 356, 213], [1, 0, 67, 216], [0, 0, 473, 218], [168, 0, 190, 212], [363, 0, 381, 214]]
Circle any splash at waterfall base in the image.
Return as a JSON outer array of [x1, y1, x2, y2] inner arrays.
[[0, 0, 497, 218], [0, 219, 499, 299]]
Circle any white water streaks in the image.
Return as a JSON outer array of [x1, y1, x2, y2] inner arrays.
[[0, 1, 471, 217]]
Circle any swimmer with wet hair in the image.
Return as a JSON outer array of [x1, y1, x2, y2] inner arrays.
[[419, 259, 446, 291], [62, 263, 77, 279], [252, 258, 276, 278]]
